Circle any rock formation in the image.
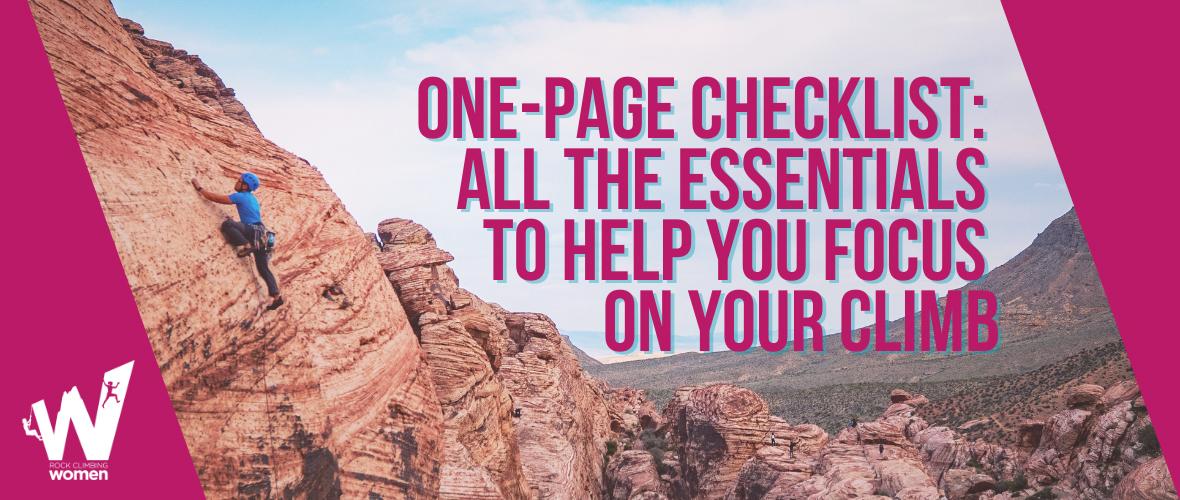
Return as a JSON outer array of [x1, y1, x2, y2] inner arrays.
[[607, 450, 670, 500], [1113, 458, 1175, 500], [596, 383, 663, 432], [376, 218, 634, 500], [724, 446, 816, 500], [654, 384, 1173, 500], [665, 385, 773, 500], [119, 18, 260, 131], [32, 0, 445, 497], [1024, 382, 1164, 500], [29, 2, 1175, 500]]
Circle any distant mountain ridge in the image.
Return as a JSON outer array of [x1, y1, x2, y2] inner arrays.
[[588, 208, 1119, 402]]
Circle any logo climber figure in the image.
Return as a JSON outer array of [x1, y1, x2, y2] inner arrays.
[[192, 172, 284, 310], [23, 409, 42, 442], [102, 381, 121, 408]]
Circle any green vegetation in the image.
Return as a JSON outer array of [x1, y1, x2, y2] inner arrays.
[[1029, 487, 1057, 500], [995, 475, 1029, 493], [638, 429, 669, 452], [606, 440, 618, 456], [966, 459, 984, 472], [636, 429, 673, 476], [1137, 424, 1161, 457]]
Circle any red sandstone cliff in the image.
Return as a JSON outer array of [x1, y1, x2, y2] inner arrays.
[[32, 0, 447, 497], [33, 1, 660, 498], [31, 2, 1174, 500], [375, 218, 650, 500]]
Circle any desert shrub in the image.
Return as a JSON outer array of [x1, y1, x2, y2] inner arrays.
[[1028, 487, 1057, 500], [638, 429, 669, 451], [995, 475, 1029, 493], [606, 441, 618, 456], [1137, 424, 1161, 457]]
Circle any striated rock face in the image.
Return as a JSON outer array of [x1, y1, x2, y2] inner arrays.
[[830, 421, 941, 500], [607, 450, 669, 500], [1113, 458, 1176, 500], [942, 469, 996, 500], [1024, 382, 1166, 500], [1065, 384, 1107, 410], [377, 218, 525, 500], [912, 425, 1019, 488], [1017, 420, 1046, 452], [598, 384, 663, 432], [666, 385, 772, 500], [1103, 381, 1142, 406], [724, 446, 815, 500], [418, 311, 526, 500], [377, 218, 618, 500], [498, 311, 613, 500], [32, 0, 444, 498], [119, 18, 259, 131]]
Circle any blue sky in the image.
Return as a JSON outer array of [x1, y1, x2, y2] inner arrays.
[[111, 0, 1074, 359]]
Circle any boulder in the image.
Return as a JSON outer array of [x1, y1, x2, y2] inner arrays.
[[724, 446, 814, 500], [891, 389, 930, 406], [1113, 457, 1177, 500], [943, 469, 997, 500], [959, 418, 990, 431], [1027, 409, 1092, 483], [1064, 384, 1106, 409], [1017, 420, 1045, 451], [606, 450, 667, 500], [1104, 381, 1142, 406]]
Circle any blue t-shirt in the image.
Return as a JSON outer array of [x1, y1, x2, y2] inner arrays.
[[228, 192, 262, 225]]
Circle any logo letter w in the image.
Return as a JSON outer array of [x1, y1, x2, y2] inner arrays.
[[31, 361, 133, 460]]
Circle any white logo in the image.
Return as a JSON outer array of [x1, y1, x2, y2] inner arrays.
[[22, 361, 134, 461]]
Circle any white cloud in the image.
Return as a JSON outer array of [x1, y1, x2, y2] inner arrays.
[[246, 0, 1072, 352]]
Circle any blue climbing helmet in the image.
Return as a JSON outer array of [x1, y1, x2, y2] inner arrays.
[[241, 172, 260, 191]]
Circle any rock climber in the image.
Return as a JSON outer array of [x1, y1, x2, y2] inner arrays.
[[879, 443, 885, 455], [101, 380, 121, 408], [769, 433, 777, 446], [191, 173, 283, 310], [23, 410, 41, 442]]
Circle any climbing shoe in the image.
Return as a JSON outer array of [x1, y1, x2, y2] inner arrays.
[[236, 245, 253, 257], [267, 296, 285, 310]]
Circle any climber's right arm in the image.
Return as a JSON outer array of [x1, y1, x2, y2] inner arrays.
[[191, 178, 232, 204]]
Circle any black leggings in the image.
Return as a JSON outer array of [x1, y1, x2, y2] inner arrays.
[[221, 220, 280, 296]]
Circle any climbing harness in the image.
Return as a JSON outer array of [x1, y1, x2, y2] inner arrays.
[[250, 222, 276, 257]]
